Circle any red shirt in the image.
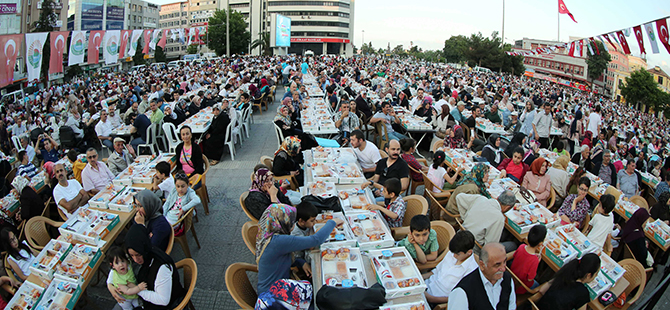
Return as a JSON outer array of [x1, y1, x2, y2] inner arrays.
[[401, 153, 423, 182], [506, 161, 524, 181], [510, 244, 540, 294]]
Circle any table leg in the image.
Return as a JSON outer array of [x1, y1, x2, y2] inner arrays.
[[413, 132, 428, 159]]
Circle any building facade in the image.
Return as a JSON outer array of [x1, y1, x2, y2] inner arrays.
[[159, 1, 189, 58], [648, 66, 670, 93], [66, 0, 156, 31], [126, 0, 159, 30], [21, 0, 69, 34], [628, 55, 647, 72], [513, 37, 590, 84]]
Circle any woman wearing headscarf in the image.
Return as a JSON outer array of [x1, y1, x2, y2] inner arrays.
[[260, 78, 270, 95], [481, 134, 504, 167], [162, 102, 185, 126], [547, 155, 570, 198], [523, 157, 552, 207], [444, 164, 491, 223], [619, 208, 651, 267], [133, 190, 171, 252], [110, 224, 186, 309], [430, 104, 454, 151], [255, 204, 337, 298], [245, 168, 292, 220], [273, 137, 305, 187], [414, 97, 435, 123], [651, 191, 670, 224], [523, 139, 540, 167], [202, 102, 231, 166], [274, 103, 317, 151], [11, 176, 44, 223], [504, 132, 526, 159], [249, 84, 261, 100], [443, 125, 474, 150]]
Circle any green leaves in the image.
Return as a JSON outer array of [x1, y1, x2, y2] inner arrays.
[[621, 69, 668, 114], [207, 9, 251, 56], [586, 41, 611, 83]]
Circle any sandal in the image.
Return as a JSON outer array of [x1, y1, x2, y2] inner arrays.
[[210, 160, 219, 166]]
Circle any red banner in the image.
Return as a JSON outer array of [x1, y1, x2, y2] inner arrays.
[[633, 25, 645, 55], [290, 38, 350, 43], [49, 31, 68, 74], [158, 29, 168, 48], [558, 0, 577, 23], [88, 30, 104, 64], [589, 37, 600, 55], [616, 31, 631, 54], [119, 30, 131, 58], [143, 30, 151, 54], [656, 18, 670, 54], [0, 34, 22, 88]]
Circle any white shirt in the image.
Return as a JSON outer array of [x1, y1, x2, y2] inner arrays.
[[434, 99, 451, 113], [95, 119, 114, 137], [82, 162, 115, 192], [426, 252, 478, 298], [7, 241, 35, 277], [547, 167, 569, 197], [353, 141, 381, 170], [53, 179, 84, 219], [532, 110, 552, 138], [587, 213, 614, 249], [427, 166, 447, 193], [587, 112, 601, 134], [109, 113, 122, 128], [448, 269, 516, 310], [158, 175, 175, 198], [106, 261, 174, 306], [25, 145, 36, 162]]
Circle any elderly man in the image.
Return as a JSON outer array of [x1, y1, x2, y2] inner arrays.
[[618, 159, 639, 198], [356, 90, 373, 119], [95, 109, 114, 149], [571, 145, 593, 170], [53, 163, 89, 219], [456, 190, 517, 253], [370, 139, 410, 193], [450, 101, 466, 123], [591, 150, 617, 186], [19, 136, 36, 162], [81, 148, 115, 196], [448, 243, 516, 309], [107, 138, 137, 176]]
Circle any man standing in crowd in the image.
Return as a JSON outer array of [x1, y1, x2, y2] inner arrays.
[[532, 102, 553, 149], [456, 190, 517, 253], [587, 105, 602, 137]]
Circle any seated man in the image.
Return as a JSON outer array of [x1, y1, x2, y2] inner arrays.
[[81, 148, 115, 196], [618, 159, 639, 198], [20, 136, 36, 163], [424, 230, 478, 305], [53, 163, 90, 218], [456, 190, 517, 253], [370, 101, 408, 142], [95, 109, 114, 149], [369, 139, 410, 194], [16, 150, 39, 178], [350, 130, 381, 179], [107, 137, 136, 176]]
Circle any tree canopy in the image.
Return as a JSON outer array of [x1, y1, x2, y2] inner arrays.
[[620, 69, 670, 115], [207, 9, 251, 56], [586, 40, 611, 83]]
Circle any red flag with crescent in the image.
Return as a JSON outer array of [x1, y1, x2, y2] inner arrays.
[[633, 26, 646, 55], [616, 31, 631, 54], [568, 41, 576, 57], [119, 30, 131, 58], [589, 37, 600, 55], [656, 18, 670, 54], [0, 34, 22, 88], [158, 29, 168, 48], [558, 0, 577, 23], [88, 30, 104, 64], [49, 31, 68, 74], [143, 29, 151, 54]]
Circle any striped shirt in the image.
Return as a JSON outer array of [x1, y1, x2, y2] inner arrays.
[[17, 163, 38, 178]]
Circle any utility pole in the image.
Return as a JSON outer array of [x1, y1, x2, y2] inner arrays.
[[501, 0, 505, 47], [226, 0, 230, 58]]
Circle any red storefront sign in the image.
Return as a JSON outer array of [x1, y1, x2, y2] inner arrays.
[[290, 38, 350, 43]]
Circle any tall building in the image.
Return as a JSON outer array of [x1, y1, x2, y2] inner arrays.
[[21, 0, 69, 33], [0, 0, 22, 35], [628, 55, 647, 72], [513, 38, 591, 86], [159, 1, 189, 58], [66, 0, 156, 31], [602, 42, 629, 101], [126, 0, 159, 30]]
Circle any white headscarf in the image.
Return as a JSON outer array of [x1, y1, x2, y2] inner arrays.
[[12, 175, 29, 193]]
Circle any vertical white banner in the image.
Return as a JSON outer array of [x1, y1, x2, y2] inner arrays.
[[128, 29, 143, 57], [104, 30, 120, 64], [24, 32, 48, 82], [68, 31, 86, 66], [149, 29, 160, 50]]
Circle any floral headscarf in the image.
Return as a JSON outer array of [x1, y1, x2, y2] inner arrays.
[[274, 105, 292, 126], [11, 175, 29, 193], [275, 136, 301, 157], [256, 203, 297, 263], [456, 163, 491, 198], [251, 168, 273, 193]]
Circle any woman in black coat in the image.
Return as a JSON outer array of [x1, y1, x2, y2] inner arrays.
[[202, 102, 230, 166], [175, 126, 204, 188]]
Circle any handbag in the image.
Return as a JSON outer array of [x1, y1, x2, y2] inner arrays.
[[512, 185, 537, 205], [316, 283, 386, 310], [300, 195, 342, 212]]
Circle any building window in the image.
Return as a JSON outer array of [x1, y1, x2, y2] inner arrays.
[[660, 76, 664, 85]]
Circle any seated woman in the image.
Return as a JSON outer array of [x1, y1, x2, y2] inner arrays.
[[273, 137, 305, 187], [175, 126, 204, 188], [522, 158, 552, 207], [274, 105, 317, 151], [651, 192, 670, 224], [202, 102, 231, 166], [332, 100, 360, 146], [547, 155, 570, 198], [256, 204, 340, 298], [557, 177, 591, 228], [162, 172, 201, 232], [620, 208, 651, 267], [566, 167, 587, 195], [498, 147, 530, 183], [481, 134, 504, 167], [133, 190, 172, 252], [1, 227, 37, 282], [246, 168, 292, 220], [536, 253, 600, 310], [11, 175, 44, 223], [504, 132, 526, 158], [444, 164, 492, 222], [414, 98, 435, 123], [108, 224, 186, 309], [400, 138, 428, 183], [430, 105, 454, 151], [427, 151, 462, 192], [443, 125, 474, 150]]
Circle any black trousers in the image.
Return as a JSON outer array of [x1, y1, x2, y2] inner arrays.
[[626, 237, 649, 268], [538, 137, 550, 149]]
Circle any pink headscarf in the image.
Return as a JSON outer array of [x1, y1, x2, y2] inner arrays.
[[43, 161, 55, 179]]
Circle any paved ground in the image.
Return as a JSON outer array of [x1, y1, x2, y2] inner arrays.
[[82, 88, 670, 309]]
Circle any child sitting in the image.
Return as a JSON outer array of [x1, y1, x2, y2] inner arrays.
[[107, 246, 147, 310], [362, 178, 406, 228], [423, 230, 477, 305], [553, 141, 569, 157], [162, 171, 201, 232], [0, 227, 37, 282], [585, 194, 616, 251], [397, 215, 439, 263], [427, 151, 462, 192], [151, 161, 174, 199], [291, 201, 318, 264], [510, 224, 547, 293]]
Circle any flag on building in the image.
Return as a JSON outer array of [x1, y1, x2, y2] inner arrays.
[[0, 34, 23, 88], [88, 30, 104, 64], [644, 22, 660, 54], [119, 30, 131, 58], [103, 30, 120, 65], [49, 31, 68, 75], [129, 29, 143, 57], [142, 30, 151, 54], [616, 30, 631, 54], [158, 29, 168, 48], [633, 25, 646, 56], [655, 18, 670, 54], [558, 0, 577, 23], [68, 31, 86, 66], [24, 32, 48, 81], [150, 29, 160, 50]]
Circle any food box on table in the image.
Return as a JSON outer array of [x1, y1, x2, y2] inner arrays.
[[346, 211, 395, 251], [133, 155, 155, 165], [147, 153, 177, 168], [89, 184, 126, 210], [320, 246, 367, 288], [640, 172, 660, 188], [33, 278, 83, 310], [112, 165, 137, 186], [315, 212, 357, 246], [306, 181, 337, 198], [54, 243, 103, 283], [333, 163, 366, 184], [0, 191, 20, 216], [29, 240, 73, 282], [369, 247, 427, 299], [543, 229, 578, 268], [586, 272, 613, 300], [310, 163, 338, 183], [29, 171, 47, 192], [6, 280, 44, 310], [566, 162, 579, 175], [505, 202, 561, 234], [108, 187, 143, 212], [615, 198, 640, 219], [132, 168, 157, 184], [443, 149, 469, 166], [645, 219, 670, 246], [599, 252, 626, 283], [58, 208, 120, 246], [380, 294, 429, 310], [310, 147, 358, 164], [338, 187, 374, 211], [555, 224, 599, 257]]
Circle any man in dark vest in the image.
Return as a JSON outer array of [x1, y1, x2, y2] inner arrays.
[[448, 243, 516, 309]]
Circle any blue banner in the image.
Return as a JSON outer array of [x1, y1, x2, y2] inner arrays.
[[275, 14, 291, 47]]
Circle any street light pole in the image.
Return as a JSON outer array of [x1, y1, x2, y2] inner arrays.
[[501, 0, 505, 47], [226, 0, 230, 58]]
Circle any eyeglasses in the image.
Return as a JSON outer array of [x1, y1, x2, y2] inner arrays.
[[383, 167, 389, 177], [87, 154, 98, 159], [175, 172, 188, 180]]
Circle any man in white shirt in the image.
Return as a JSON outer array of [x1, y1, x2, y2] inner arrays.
[[424, 230, 478, 304], [448, 243, 516, 310], [81, 148, 115, 196], [65, 108, 85, 139], [532, 102, 553, 149], [19, 136, 36, 162], [95, 109, 114, 149], [53, 163, 89, 219], [11, 117, 27, 137], [107, 104, 122, 128], [586, 105, 602, 137], [409, 88, 426, 113], [350, 130, 381, 179]]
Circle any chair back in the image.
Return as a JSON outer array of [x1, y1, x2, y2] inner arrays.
[[431, 221, 455, 258], [177, 208, 195, 234], [11, 136, 23, 152], [162, 122, 180, 153], [224, 120, 234, 144], [5, 167, 17, 187], [375, 122, 389, 150], [173, 258, 198, 310], [240, 191, 257, 222], [547, 187, 557, 211], [201, 154, 210, 185], [580, 212, 591, 234], [605, 185, 622, 201], [260, 156, 274, 170], [166, 227, 175, 255], [25, 216, 63, 250], [630, 195, 649, 211], [402, 195, 429, 227], [619, 258, 647, 305], [432, 140, 444, 153], [459, 122, 471, 142], [273, 123, 285, 148], [379, 150, 388, 159], [225, 262, 259, 309], [3, 253, 20, 284], [242, 221, 259, 255]]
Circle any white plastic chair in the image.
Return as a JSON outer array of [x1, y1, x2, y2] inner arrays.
[[162, 122, 180, 153], [154, 120, 166, 152], [273, 123, 284, 149], [138, 123, 158, 155], [224, 121, 235, 161], [241, 106, 251, 139], [11, 136, 23, 152], [233, 110, 244, 145]]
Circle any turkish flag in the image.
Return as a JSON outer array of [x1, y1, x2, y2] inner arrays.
[[119, 30, 131, 58], [143, 30, 151, 54], [656, 18, 670, 54], [604, 33, 617, 51], [88, 30, 104, 64], [558, 0, 577, 23], [0, 34, 22, 88], [158, 29, 168, 48], [633, 26, 646, 55], [589, 37, 600, 55], [49, 31, 68, 74], [568, 41, 576, 57], [616, 31, 631, 54], [578, 40, 584, 57]]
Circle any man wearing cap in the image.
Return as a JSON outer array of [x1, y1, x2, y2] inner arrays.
[[456, 190, 517, 254], [505, 111, 520, 134], [95, 109, 114, 149], [107, 138, 137, 176], [591, 149, 617, 186]]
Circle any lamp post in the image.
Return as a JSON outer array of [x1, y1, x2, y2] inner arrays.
[[226, 0, 230, 58], [362, 30, 364, 53]]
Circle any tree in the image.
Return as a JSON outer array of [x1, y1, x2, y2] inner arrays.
[[360, 42, 375, 55], [620, 69, 663, 112], [32, 0, 57, 83], [155, 46, 166, 63], [133, 42, 145, 65], [207, 9, 251, 56], [352, 45, 358, 54], [186, 44, 198, 54], [250, 32, 271, 56], [391, 45, 406, 57], [442, 35, 467, 63], [586, 40, 611, 88], [65, 64, 82, 81]]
